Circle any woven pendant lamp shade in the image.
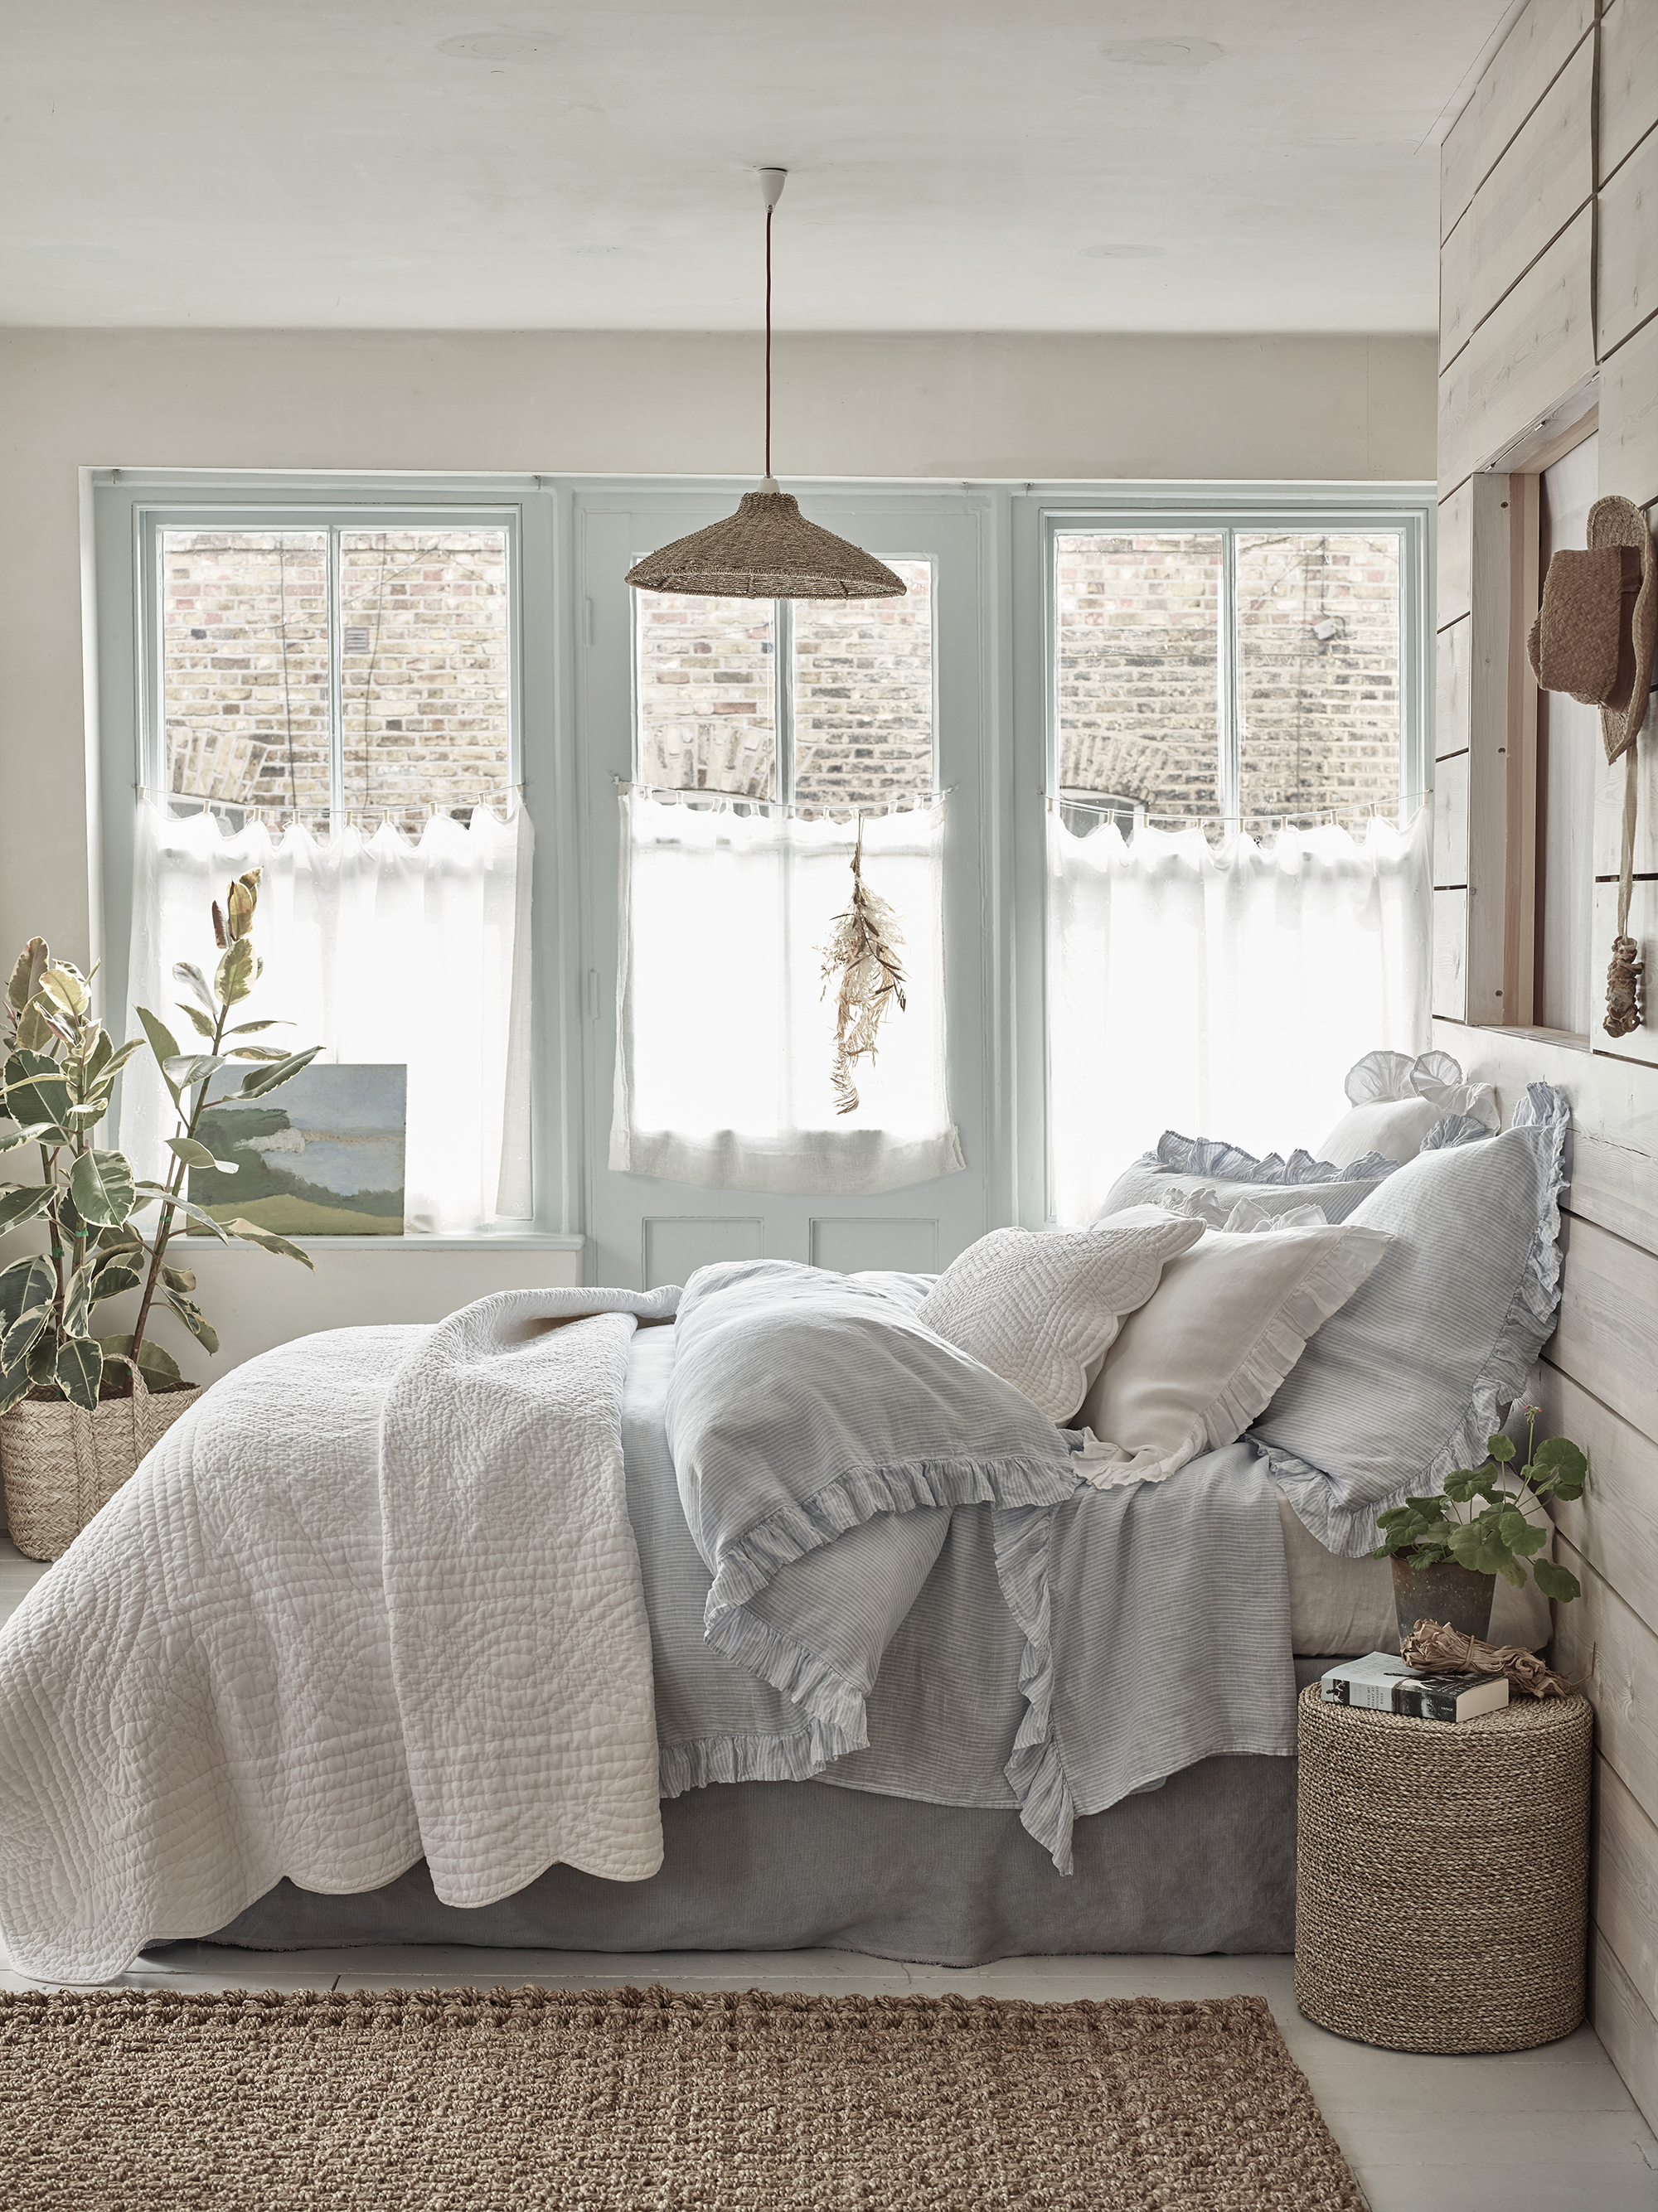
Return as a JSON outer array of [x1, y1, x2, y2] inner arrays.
[[628, 169, 905, 603], [625, 491, 905, 600]]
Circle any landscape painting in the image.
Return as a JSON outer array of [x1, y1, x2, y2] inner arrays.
[[191, 1064, 407, 1236]]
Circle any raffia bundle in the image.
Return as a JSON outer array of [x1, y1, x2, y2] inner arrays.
[[1400, 1618, 1579, 1698]]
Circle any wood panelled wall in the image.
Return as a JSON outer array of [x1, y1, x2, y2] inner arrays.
[[1434, 0, 1658, 2130]]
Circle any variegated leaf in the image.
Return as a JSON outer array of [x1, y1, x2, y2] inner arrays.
[[0, 1301, 51, 1371], [0, 1183, 53, 1236], [214, 939, 256, 1005], [55, 1335, 103, 1411], [225, 1217, 315, 1270], [172, 963, 216, 1018], [163, 1290, 220, 1355], [0, 1254, 55, 1328], [68, 1149, 135, 1229], [167, 1136, 236, 1172], [5, 938, 49, 1015], [239, 1045, 321, 1099]]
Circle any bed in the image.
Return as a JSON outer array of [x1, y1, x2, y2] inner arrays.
[[0, 1060, 1568, 1982]]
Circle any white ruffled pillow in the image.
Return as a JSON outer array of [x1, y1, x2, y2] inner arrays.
[[1073, 1217, 1390, 1490], [1157, 1186, 1330, 1234], [1096, 1130, 1399, 1226], [916, 1206, 1204, 1424], [1317, 1049, 1497, 1169]]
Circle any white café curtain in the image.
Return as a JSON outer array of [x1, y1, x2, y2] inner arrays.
[[123, 799, 534, 1232], [610, 788, 964, 1195], [1047, 806, 1431, 1227]]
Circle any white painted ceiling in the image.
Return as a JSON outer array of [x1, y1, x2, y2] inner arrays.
[[2, 1, 1519, 332]]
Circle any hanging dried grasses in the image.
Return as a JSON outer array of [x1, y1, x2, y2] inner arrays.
[[821, 818, 907, 1115]]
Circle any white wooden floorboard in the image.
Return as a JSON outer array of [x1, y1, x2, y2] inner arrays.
[[2, 1539, 1655, 2211]]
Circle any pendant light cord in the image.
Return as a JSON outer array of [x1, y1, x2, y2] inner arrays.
[[765, 201, 773, 482]]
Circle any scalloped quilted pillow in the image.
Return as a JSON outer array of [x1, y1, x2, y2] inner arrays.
[[916, 1206, 1204, 1424], [1316, 1048, 1497, 1169], [1254, 1082, 1569, 1558]]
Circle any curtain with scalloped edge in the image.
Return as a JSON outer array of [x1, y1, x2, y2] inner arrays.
[[610, 788, 963, 1196], [1047, 806, 1430, 1227], [123, 799, 534, 1233]]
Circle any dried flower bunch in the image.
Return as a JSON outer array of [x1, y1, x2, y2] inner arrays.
[[0, 870, 318, 1409], [820, 820, 907, 1116]]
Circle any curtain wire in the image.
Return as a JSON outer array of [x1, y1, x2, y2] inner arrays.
[[618, 777, 952, 825]]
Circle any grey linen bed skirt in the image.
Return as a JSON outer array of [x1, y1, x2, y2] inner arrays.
[[193, 1739, 1308, 1968]]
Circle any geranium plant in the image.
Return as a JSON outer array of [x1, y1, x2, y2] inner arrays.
[[1371, 1405, 1586, 1604], [0, 869, 318, 1411]]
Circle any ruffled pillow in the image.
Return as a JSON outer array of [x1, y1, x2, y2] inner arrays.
[[1074, 1219, 1391, 1490], [1157, 1187, 1330, 1234], [1316, 1049, 1497, 1169], [1254, 1082, 1569, 1556], [916, 1205, 1205, 1424], [1096, 1129, 1399, 1227]]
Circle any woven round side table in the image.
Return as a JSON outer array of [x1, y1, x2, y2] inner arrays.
[[1295, 1682, 1593, 2053]]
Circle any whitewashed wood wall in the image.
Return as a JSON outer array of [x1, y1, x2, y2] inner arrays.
[[1434, 0, 1658, 2129]]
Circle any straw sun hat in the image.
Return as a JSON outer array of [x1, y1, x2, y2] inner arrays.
[[1527, 494, 1656, 763], [1526, 495, 1656, 1039]]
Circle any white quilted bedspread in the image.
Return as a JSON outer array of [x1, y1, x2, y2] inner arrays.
[[0, 1285, 676, 1983]]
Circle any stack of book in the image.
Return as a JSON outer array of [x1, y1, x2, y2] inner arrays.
[[1320, 1651, 1509, 1723]]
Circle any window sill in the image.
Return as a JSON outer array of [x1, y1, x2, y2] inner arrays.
[[1482, 1026, 1593, 1055], [193, 1231, 587, 1254]]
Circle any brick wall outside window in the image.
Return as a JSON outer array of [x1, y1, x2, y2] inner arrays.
[[1056, 530, 1403, 828], [159, 524, 1402, 837], [161, 528, 512, 835]]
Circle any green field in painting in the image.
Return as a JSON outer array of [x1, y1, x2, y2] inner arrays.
[[191, 1194, 404, 1237]]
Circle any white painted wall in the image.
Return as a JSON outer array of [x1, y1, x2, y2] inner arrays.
[[0, 322, 1434, 1354], [112, 1239, 585, 1374]]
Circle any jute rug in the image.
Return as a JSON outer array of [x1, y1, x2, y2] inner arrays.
[[0, 1983, 1365, 2210]]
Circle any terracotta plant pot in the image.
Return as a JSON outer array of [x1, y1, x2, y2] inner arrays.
[[0, 1377, 198, 1562], [1390, 1551, 1496, 1653]]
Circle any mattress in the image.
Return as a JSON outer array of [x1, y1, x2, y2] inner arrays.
[[1275, 1488, 1549, 1655]]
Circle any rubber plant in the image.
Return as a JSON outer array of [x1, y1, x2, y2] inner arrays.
[[0, 869, 319, 1412], [1371, 1406, 1587, 1605]]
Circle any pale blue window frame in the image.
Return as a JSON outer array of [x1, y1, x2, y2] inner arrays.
[[90, 470, 1433, 1258], [1040, 491, 1432, 826], [628, 557, 943, 807], [1009, 480, 1435, 1228], [129, 497, 526, 825], [89, 470, 580, 1242]]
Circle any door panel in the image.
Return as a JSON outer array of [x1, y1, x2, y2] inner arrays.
[[642, 1214, 764, 1285], [576, 490, 992, 1290], [808, 1217, 940, 1273]]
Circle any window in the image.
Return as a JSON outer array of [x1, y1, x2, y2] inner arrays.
[[150, 515, 517, 833], [633, 560, 935, 806], [95, 476, 1431, 1264], [608, 546, 959, 1208], [1040, 497, 1429, 1227], [99, 490, 537, 1236], [1054, 525, 1404, 830]]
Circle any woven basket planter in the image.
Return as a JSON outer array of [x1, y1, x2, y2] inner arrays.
[[0, 1378, 198, 1562], [1295, 1682, 1593, 2053]]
